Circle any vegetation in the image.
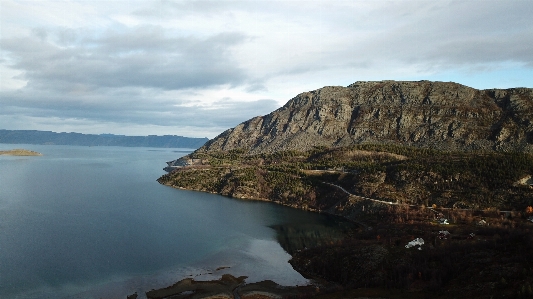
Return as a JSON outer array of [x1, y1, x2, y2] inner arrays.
[[158, 144, 533, 298], [289, 205, 533, 298], [159, 144, 533, 211]]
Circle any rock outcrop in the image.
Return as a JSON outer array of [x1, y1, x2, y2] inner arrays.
[[197, 80, 533, 154]]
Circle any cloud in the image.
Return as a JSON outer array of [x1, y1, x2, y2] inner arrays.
[[329, 1, 533, 71], [0, 83, 280, 138], [1, 0, 532, 138], [2, 27, 248, 91]]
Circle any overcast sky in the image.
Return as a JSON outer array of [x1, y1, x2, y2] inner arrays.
[[1, 0, 532, 138]]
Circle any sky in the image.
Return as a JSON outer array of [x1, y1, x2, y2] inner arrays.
[[1, 0, 532, 138]]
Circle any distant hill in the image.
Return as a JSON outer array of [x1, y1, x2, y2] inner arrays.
[[0, 130, 208, 148]]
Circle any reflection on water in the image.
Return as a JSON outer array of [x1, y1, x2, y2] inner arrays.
[[0, 144, 356, 298], [270, 217, 356, 254]]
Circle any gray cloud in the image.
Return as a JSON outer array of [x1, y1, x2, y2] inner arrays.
[[133, 0, 281, 18], [332, 1, 533, 71], [249, 0, 533, 79], [2, 27, 248, 91], [186, 98, 280, 128], [0, 85, 280, 137]]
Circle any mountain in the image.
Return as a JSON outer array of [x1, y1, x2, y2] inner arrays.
[[197, 80, 533, 154], [162, 80, 533, 209], [0, 130, 208, 148], [158, 80, 533, 298]]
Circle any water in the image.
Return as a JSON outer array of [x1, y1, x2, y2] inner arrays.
[[0, 144, 351, 298]]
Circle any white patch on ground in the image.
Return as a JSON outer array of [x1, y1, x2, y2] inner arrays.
[[514, 175, 533, 186]]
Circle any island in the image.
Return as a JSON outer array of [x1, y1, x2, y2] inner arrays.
[[0, 149, 42, 156]]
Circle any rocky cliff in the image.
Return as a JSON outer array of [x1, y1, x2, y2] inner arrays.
[[197, 80, 533, 154]]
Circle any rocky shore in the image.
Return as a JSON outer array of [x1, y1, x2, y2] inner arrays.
[[139, 274, 319, 299]]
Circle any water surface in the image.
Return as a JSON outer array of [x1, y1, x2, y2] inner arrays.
[[0, 144, 350, 298]]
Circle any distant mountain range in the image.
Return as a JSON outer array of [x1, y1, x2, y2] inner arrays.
[[0, 129, 208, 148]]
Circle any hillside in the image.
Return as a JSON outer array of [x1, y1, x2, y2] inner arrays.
[[158, 144, 533, 297], [159, 145, 533, 212], [162, 81, 533, 210], [197, 80, 533, 154], [158, 81, 533, 298]]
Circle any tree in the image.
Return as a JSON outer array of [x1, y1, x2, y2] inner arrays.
[[526, 206, 533, 215]]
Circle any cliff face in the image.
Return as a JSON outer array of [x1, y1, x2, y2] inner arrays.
[[198, 81, 533, 154]]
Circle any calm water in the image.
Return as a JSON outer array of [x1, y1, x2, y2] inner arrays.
[[0, 144, 351, 298]]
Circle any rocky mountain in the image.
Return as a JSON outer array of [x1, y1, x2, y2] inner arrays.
[[161, 80, 533, 209], [197, 80, 533, 154]]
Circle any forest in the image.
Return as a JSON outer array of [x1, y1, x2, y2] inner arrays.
[[158, 144, 533, 298], [159, 144, 533, 210]]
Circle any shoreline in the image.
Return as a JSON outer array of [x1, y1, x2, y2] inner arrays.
[[142, 186, 358, 299], [160, 183, 371, 231], [141, 274, 319, 299], [160, 183, 351, 218]]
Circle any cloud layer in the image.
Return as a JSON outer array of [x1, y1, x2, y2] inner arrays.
[[1, 0, 532, 138]]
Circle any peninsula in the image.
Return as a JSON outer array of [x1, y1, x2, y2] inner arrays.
[[157, 81, 533, 298], [161, 80, 533, 211]]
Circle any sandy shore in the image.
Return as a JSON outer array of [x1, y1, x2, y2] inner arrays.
[[0, 149, 42, 156]]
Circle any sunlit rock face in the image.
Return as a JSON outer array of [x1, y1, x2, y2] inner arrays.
[[197, 81, 533, 154]]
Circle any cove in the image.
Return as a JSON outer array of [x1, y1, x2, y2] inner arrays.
[[0, 144, 352, 299]]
